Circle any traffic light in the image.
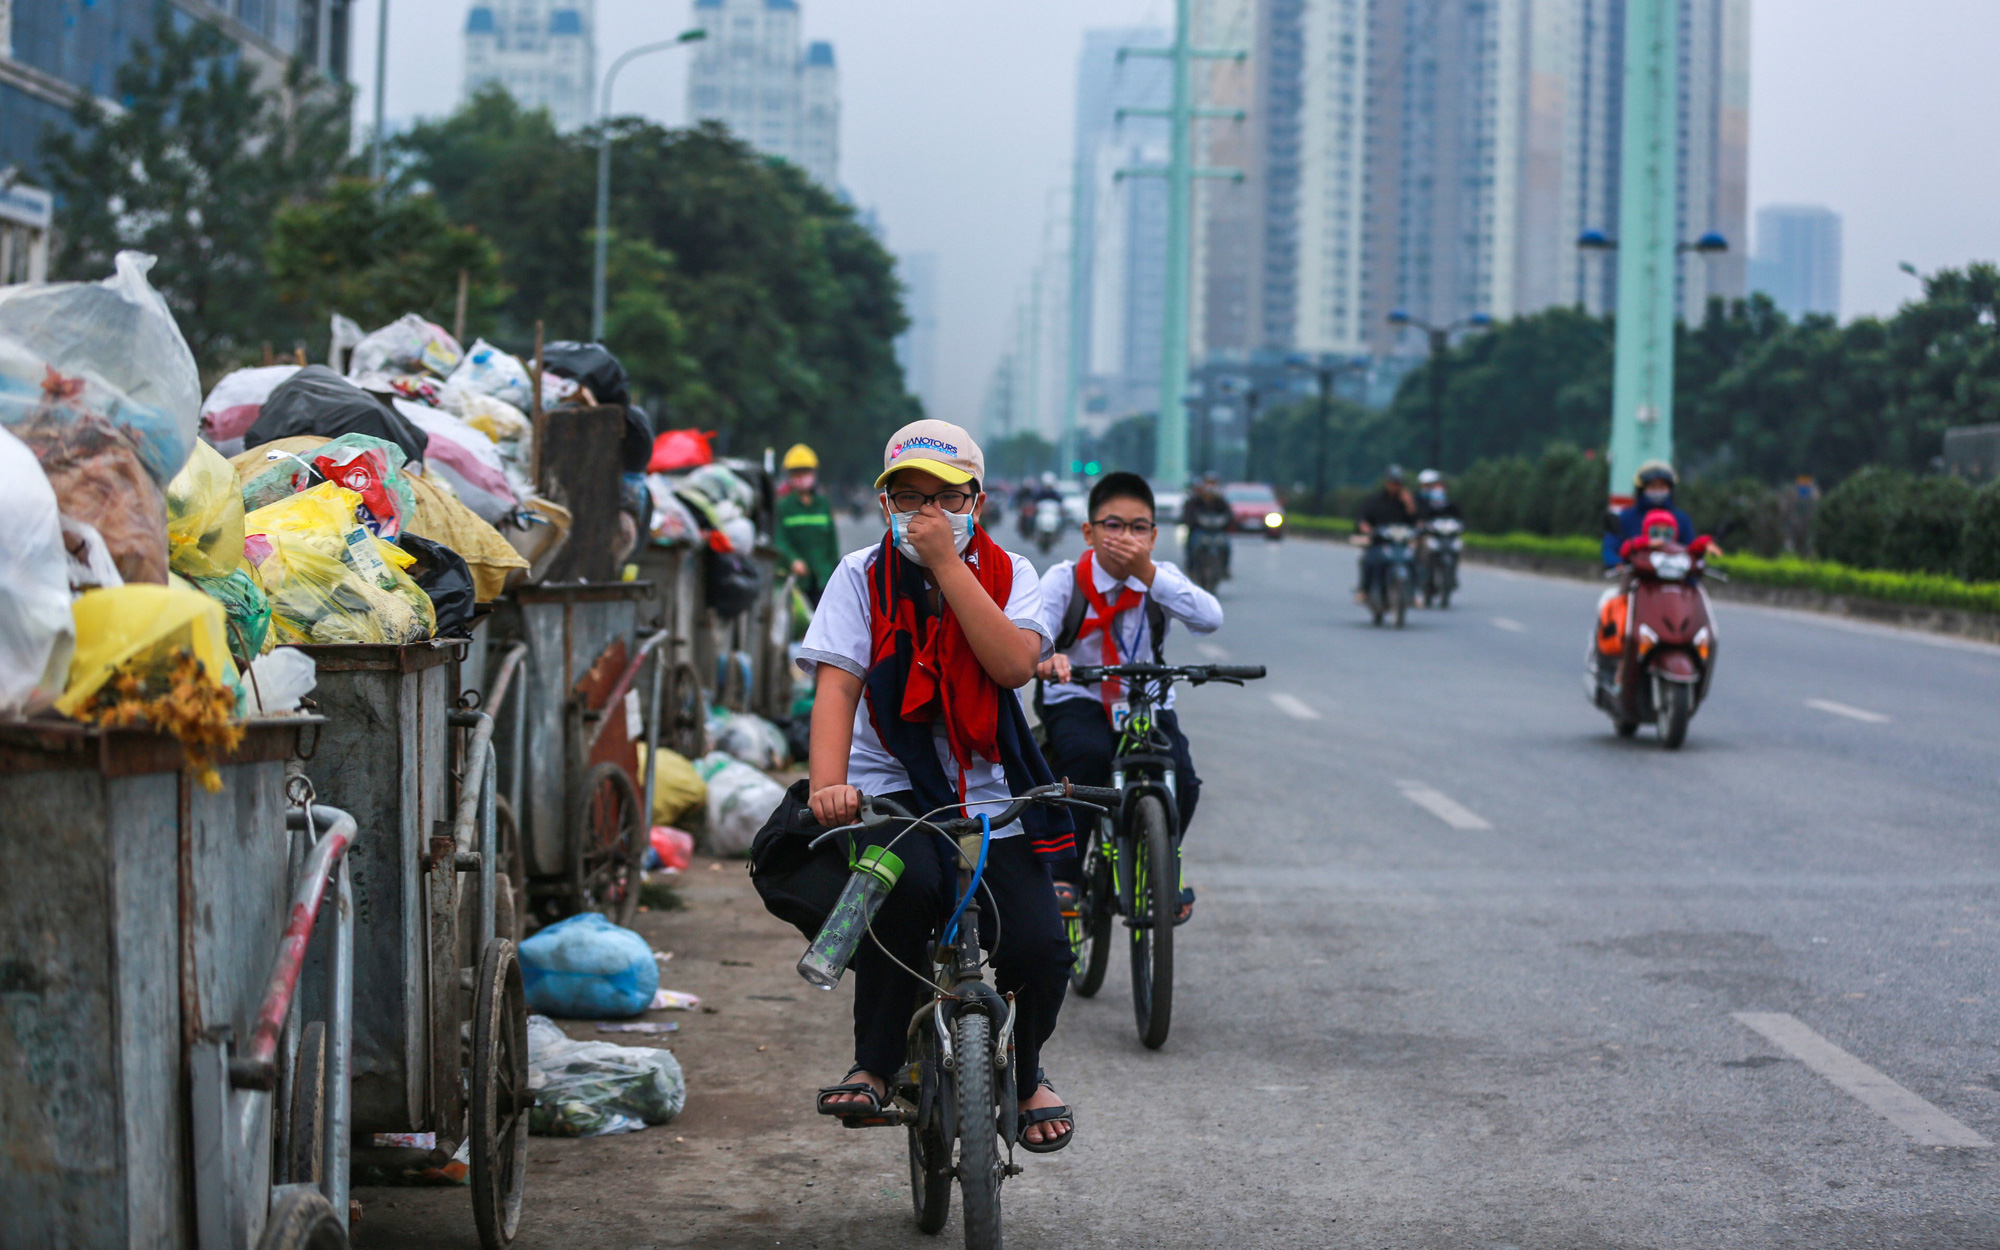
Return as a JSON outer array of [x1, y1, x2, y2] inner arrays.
[[1070, 459, 1083, 473], [1084, 460, 1101, 475]]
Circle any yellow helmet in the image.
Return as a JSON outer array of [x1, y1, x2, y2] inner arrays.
[[781, 443, 818, 471]]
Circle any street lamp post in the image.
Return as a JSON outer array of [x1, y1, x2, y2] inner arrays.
[[1385, 312, 1491, 471], [1285, 355, 1369, 510], [592, 28, 707, 342]]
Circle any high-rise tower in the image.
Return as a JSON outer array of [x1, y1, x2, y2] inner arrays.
[[686, 0, 840, 188], [463, 0, 596, 132]]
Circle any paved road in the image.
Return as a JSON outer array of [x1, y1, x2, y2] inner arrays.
[[360, 521, 2000, 1248]]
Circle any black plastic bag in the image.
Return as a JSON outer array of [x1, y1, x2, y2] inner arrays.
[[704, 547, 763, 620], [541, 341, 630, 408], [246, 366, 429, 467], [396, 533, 477, 637]]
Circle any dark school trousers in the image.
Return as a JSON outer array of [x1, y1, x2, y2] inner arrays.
[[851, 794, 1072, 1101], [1039, 697, 1202, 833]]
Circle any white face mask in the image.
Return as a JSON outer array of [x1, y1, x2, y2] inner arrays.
[[1643, 488, 1672, 506], [886, 503, 976, 566]]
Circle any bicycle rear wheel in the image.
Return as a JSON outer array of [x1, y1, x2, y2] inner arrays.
[[1070, 830, 1113, 997], [1128, 795, 1175, 1049], [953, 1012, 1002, 1250]]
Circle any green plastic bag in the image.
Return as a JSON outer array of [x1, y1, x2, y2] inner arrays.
[[190, 568, 271, 663]]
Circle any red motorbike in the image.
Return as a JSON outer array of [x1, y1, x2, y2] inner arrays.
[[1586, 539, 1718, 749]]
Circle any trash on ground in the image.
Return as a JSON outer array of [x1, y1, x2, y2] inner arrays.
[[647, 825, 695, 873], [639, 746, 707, 826], [713, 709, 790, 771], [595, 1021, 679, 1035], [526, 1014, 685, 1137], [650, 989, 701, 1011], [696, 750, 788, 856], [519, 912, 659, 1019]]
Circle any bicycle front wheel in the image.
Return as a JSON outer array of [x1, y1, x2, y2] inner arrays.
[[1128, 795, 1175, 1049], [1070, 830, 1113, 997], [953, 1012, 1002, 1250]]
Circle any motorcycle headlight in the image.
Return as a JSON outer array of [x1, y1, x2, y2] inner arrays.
[[1264, 512, 1283, 528]]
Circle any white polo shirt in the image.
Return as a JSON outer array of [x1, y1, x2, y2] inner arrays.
[[797, 543, 1053, 837], [1033, 557, 1223, 710]]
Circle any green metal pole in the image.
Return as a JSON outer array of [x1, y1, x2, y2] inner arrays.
[[1062, 169, 1086, 476], [1606, 0, 1678, 505], [1154, 0, 1193, 488]]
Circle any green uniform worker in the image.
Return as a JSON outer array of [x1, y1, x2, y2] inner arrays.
[[774, 443, 842, 606]]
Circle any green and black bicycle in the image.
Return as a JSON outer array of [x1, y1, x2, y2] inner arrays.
[[1063, 662, 1265, 1048]]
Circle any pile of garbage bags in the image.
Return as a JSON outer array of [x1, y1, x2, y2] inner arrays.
[[526, 1015, 684, 1137]]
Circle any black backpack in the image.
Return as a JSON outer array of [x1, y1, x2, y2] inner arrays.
[[749, 779, 852, 939]]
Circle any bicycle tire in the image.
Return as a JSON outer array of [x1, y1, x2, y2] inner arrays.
[[953, 1012, 1002, 1250], [1128, 795, 1175, 1049], [1070, 832, 1113, 997]]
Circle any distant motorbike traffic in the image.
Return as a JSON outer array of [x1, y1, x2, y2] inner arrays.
[[1417, 516, 1462, 608]]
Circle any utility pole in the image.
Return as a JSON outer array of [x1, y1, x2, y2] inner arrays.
[[1606, 0, 1678, 507], [370, 0, 389, 185], [593, 29, 707, 341], [1119, 0, 1245, 489], [1061, 170, 1086, 476]]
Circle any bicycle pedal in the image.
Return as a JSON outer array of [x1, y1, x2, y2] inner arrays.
[[839, 1109, 905, 1129], [1121, 916, 1154, 930]]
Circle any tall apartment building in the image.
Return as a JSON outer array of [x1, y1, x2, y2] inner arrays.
[[1749, 204, 1841, 320], [463, 0, 595, 131], [895, 252, 941, 418], [686, 0, 839, 189], [1199, 0, 1748, 362]]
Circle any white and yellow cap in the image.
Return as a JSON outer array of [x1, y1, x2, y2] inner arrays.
[[874, 419, 984, 490]]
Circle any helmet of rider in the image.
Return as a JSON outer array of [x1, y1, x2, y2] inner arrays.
[[1383, 464, 1406, 486], [1642, 508, 1680, 544], [1041, 471, 1058, 487], [1634, 460, 1676, 508], [1417, 468, 1442, 486], [781, 443, 819, 471]]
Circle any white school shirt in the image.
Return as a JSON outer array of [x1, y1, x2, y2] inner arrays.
[[796, 544, 1053, 838], [1032, 557, 1223, 711]]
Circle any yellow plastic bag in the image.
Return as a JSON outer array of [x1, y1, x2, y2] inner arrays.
[[57, 584, 236, 716], [638, 745, 708, 827], [405, 470, 528, 602], [166, 440, 246, 579], [245, 483, 435, 644]]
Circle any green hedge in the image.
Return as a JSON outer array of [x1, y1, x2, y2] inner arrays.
[[1284, 514, 1355, 534]]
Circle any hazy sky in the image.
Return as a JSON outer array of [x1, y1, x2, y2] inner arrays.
[[350, 0, 2000, 427]]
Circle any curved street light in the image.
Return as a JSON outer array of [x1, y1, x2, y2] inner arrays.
[[592, 28, 708, 341]]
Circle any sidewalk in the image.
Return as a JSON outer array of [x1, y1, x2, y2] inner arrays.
[[350, 854, 937, 1249]]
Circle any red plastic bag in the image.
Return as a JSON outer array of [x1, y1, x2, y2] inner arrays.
[[313, 444, 402, 537], [648, 429, 716, 473], [649, 826, 694, 873]]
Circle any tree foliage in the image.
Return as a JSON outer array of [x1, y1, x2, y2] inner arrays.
[[40, 7, 353, 368]]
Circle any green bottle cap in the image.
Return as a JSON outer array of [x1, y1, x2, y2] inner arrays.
[[856, 845, 904, 889]]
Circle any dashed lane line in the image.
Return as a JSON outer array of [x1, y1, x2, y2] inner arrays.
[[1267, 693, 1321, 721], [1733, 1012, 1990, 1148], [1394, 780, 1492, 831], [1195, 642, 1230, 661], [1492, 617, 1526, 632], [1806, 698, 1891, 724]]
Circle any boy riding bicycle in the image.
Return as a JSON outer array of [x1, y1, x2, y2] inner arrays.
[[1033, 471, 1223, 923], [796, 420, 1076, 1151]]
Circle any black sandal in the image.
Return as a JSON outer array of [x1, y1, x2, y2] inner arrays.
[[816, 1067, 891, 1123], [1174, 885, 1196, 926], [1052, 881, 1081, 920], [1016, 1070, 1075, 1154]]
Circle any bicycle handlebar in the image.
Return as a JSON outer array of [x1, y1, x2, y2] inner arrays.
[[807, 782, 1122, 849], [1068, 662, 1267, 685]]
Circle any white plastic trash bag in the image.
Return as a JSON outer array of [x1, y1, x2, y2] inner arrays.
[[0, 426, 75, 714], [444, 338, 533, 410], [0, 251, 202, 485], [695, 751, 786, 856], [199, 365, 301, 456], [243, 647, 316, 714], [715, 711, 789, 771], [526, 1015, 685, 1137], [348, 313, 461, 381]]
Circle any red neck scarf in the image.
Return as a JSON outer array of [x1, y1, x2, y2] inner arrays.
[[866, 527, 1016, 797], [1075, 549, 1144, 718]]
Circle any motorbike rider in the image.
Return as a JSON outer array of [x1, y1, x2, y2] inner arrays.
[[1181, 472, 1236, 578], [1034, 471, 1223, 924], [1603, 460, 1694, 567], [801, 420, 1075, 1150], [1355, 464, 1418, 602], [773, 443, 842, 607], [1415, 469, 1462, 522], [1020, 471, 1063, 538]]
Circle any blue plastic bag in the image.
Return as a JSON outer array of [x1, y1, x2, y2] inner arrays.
[[519, 913, 659, 1019]]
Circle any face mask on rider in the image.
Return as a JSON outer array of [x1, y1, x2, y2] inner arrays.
[[1426, 488, 1446, 506], [886, 502, 977, 566], [1643, 487, 1672, 506]]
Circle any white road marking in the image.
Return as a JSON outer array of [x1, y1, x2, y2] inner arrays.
[[1806, 699, 1891, 724], [1268, 693, 1320, 720], [1492, 617, 1526, 632], [1733, 1012, 1991, 1148], [1195, 642, 1231, 661], [1394, 780, 1492, 830]]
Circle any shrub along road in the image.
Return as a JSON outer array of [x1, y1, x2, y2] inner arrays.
[[360, 525, 2000, 1248]]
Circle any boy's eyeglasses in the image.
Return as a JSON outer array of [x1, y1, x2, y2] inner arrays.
[[886, 488, 975, 514], [1089, 518, 1156, 536]]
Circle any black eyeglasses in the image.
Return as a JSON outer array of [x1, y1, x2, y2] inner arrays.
[[886, 488, 976, 514], [1089, 517, 1155, 536]]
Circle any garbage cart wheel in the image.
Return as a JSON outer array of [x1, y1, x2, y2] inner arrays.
[[286, 1021, 327, 1185], [471, 938, 529, 1248], [494, 796, 526, 942], [257, 1188, 347, 1250], [569, 761, 644, 924], [667, 661, 707, 759]]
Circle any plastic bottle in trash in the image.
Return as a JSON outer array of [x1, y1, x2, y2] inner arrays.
[[797, 845, 905, 990]]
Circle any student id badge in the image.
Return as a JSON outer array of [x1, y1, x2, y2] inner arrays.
[[1108, 700, 1132, 731]]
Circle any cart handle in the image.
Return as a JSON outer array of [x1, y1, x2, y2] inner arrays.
[[479, 640, 530, 720], [235, 805, 355, 1090], [583, 629, 673, 753]]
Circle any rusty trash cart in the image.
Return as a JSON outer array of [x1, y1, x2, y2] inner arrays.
[[482, 583, 699, 927], [0, 720, 357, 1250], [295, 643, 528, 1249]]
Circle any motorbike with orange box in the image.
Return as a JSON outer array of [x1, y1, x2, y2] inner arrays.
[[1587, 538, 1720, 749]]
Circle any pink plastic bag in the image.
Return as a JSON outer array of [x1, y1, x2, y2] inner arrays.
[[649, 826, 693, 873]]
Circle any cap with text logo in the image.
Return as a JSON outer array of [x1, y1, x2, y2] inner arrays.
[[874, 419, 985, 489]]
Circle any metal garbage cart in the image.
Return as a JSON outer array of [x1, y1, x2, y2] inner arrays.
[[483, 584, 698, 925], [295, 643, 528, 1249], [0, 720, 357, 1250]]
